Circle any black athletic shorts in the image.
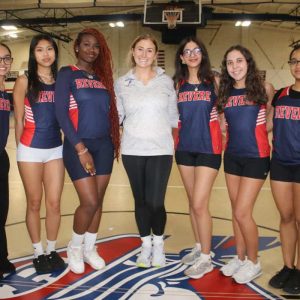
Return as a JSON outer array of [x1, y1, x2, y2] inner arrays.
[[175, 151, 221, 170], [224, 153, 270, 179], [270, 159, 300, 183]]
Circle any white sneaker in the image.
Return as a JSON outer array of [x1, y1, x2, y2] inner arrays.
[[233, 260, 262, 284], [181, 246, 201, 265], [184, 256, 213, 279], [67, 242, 84, 274], [220, 256, 245, 277], [84, 246, 106, 270], [136, 245, 152, 268], [152, 242, 166, 268]]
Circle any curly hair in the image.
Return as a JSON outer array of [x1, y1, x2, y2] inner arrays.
[[74, 28, 120, 159], [27, 34, 58, 105], [218, 45, 267, 112], [173, 36, 214, 88]]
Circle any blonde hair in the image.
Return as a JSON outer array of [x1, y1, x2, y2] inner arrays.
[[129, 34, 159, 68]]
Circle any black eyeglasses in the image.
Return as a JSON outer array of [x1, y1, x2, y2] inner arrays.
[[0, 56, 13, 65], [182, 47, 202, 57], [288, 59, 300, 66]]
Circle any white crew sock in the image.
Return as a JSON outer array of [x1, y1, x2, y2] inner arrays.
[[46, 239, 57, 255], [84, 232, 97, 252], [33, 241, 44, 258], [70, 231, 84, 248]]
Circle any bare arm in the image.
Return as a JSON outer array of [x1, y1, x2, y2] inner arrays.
[[13, 75, 27, 146]]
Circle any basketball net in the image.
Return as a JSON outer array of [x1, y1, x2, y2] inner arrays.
[[163, 9, 183, 29]]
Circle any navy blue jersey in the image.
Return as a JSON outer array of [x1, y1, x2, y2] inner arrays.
[[55, 65, 111, 147], [21, 83, 62, 149], [272, 86, 300, 165], [176, 81, 222, 154], [224, 88, 270, 158], [0, 90, 10, 153]]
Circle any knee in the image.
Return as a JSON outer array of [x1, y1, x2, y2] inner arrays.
[[27, 198, 42, 213], [149, 202, 165, 215], [279, 210, 295, 224], [233, 208, 249, 224], [46, 199, 61, 215], [191, 202, 208, 217], [80, 198, 99, 214]]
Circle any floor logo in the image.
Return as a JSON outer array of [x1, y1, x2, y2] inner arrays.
[[0, 234, 280, 299]]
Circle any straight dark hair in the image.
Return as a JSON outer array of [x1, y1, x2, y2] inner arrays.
[[27, 34, 58, 104]]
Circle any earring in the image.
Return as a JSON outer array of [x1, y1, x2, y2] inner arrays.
[[75, 49, 79, 52], [181, 60, 186, 64]]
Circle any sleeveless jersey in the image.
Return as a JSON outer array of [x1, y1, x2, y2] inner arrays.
[[55, 65, 111, 147], [176, 81, 222, 154], [224, 88, 270, 158], [0, 90, 11, 153], [20, 83, 61, 149], [272, 86, 300, 165]]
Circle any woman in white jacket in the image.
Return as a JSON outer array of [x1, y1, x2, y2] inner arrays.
[[115, 34, 178, 268]]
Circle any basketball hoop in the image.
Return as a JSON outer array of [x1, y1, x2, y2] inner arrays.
[[162, 9, 183, 29]]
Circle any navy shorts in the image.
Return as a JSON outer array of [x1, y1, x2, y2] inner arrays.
[[270, 159, 300, 183], [63, 137, 114, 181], [175, 151, 221, 170], [224, 153, 270, 180]]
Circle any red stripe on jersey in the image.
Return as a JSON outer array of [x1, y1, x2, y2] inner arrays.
[[255, 105, 270, 157], [69, 93, 79, 130], [174, 120, 181, 149], [278, 86, 290, 100], [20, 97, 35, 146], [209, 109, 222, 154]]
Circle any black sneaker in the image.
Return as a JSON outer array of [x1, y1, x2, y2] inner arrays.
[[269, 265, 293, 288], [0, 259, 16, 274], [283, 268, 300, 294], [47, 251, 66, 272], [33, 255, 52, 274]]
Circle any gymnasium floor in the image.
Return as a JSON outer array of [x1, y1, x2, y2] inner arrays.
[[0, 117, 296, 299]]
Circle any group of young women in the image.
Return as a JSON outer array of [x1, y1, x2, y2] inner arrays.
[[0, 28, 299, 293]]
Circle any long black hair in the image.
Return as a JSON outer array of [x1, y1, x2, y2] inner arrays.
[[173, 36, 214, 88], [218, 45, 267, 112], [27, 34, 58, 104]]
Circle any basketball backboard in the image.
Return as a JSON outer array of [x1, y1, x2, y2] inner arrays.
[[144, 0, 201, 28]]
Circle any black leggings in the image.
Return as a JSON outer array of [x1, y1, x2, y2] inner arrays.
[[122, 155, 173, 237], [0, 150, 9, 260]]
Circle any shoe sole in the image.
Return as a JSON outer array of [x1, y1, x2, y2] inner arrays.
[[186, 265, 214, 279], [233, 271, 262, 284], [84, 259, 106, 270], [152, 262, 166, 268], [136, 262, 151, 268]]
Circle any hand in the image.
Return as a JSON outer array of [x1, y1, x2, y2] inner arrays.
[[78, 151, 96, 176]]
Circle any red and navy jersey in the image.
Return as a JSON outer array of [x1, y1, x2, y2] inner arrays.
[[0, 90, 10, 153], [55, 65, 111, 147], [272, 86, 300, 165], [176, 81, 222, 154], [20, 83, 61, 149], [224, 88, 270, 158]]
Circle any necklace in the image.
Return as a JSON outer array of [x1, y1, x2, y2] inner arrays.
[[38, 73, 54, 84], [75, 65, 94, 79], [189, 83, 200, 91]]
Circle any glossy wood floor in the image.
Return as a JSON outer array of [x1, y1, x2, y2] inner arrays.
[[2, 115, 296, 299]]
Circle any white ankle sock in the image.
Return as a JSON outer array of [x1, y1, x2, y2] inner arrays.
[[201, 253, 211, 261], [70, 231, 84, 248], [33, 242, 44, 258], [84, 232, 97, 252], [141, 235, 152, 247], [46, 240, 56, 255], [196, 243, 201, 251], [153, 234, 164, 245]]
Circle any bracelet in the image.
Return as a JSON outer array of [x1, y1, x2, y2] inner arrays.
[[77, 147, 88, 156]]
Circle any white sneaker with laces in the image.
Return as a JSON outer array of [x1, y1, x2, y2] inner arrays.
[[233, 260, 262, 284], [220, 256, 245, 277], [184, 256, 213, 279], [181, 246, 201, 265], [136, 245, 152, 268], [152, 242, 166, 268], [83, 246, 106, 270], [67, 242, 84, 274]]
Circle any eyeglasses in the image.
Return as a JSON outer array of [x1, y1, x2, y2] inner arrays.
[[288, 59, 300, 66], [182, 47, 201, 57], [0, 56, 13, 65]]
